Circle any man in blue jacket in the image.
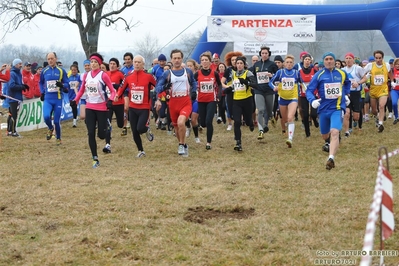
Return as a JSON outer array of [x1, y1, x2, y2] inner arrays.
[[306, 52, 351, 170], [40, 52, 69, 145], [7, 58, 29, 137]]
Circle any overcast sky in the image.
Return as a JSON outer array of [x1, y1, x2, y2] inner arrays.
[[1, 0, 318, 53]]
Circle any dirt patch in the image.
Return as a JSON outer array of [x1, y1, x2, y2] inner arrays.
[[184, 206, 255, 224]]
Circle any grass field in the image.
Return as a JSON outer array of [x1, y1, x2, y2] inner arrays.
[[0, 109, 398, 266]]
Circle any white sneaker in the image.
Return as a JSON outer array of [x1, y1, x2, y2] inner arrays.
[[136, 151, 146, 158], [72, 119, 77, 127], [178, 144, 185, 155], [388, 112, 393, 119], [185, 128, 191, 137], [227, 124, 232, 131], [195, 137, 201, 143]]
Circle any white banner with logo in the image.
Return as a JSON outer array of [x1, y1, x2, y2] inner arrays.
[[234, 42, 288, 56], [207, 15, 316, 42]]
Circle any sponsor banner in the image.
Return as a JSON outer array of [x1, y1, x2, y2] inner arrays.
[[16, 93, 76, 132], [234, 42, 288, 56], [207, 15, 316, 42]]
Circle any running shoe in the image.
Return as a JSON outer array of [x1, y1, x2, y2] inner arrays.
[[314, 120, 319, 128], [72, 119, 77, 128], [394, 119, 398, 125], [136, 151, 146, 158], [178, 144, 185, 155], [378, 124, 384, 133], [6, 131, 12, 136], [270, 117, 276, 128], [286, 139, 292, 148], [344, 132, 350, 138], [46, 128, 54, 140], [257, 130, 264, 140], [226, 124, 232, 131], [121, 127, 127, 136], [388, 112, 393, 119], [146, 128, 154, 142], [56, 139, 61, 145], [234, 141, 242, 151], [183, 145, 189, 157], [216, 117, 222, 124], [185, 128, 191, 137], [353, 120, 358, 128], [326, 158, 335, 170], [206, 143, 211, 150], [103, 143, 111, 153], [126, 121, 131, 129], [249, 125, 254, 132], [322, 143, 330, 153], [11, 132, 20, 137], [195, 137, 201, 143], [92, 157, 100, 168], [263, 125, 269, 133]]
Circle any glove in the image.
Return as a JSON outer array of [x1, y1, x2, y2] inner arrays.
[[238, 78, 248, 85], [224, 86, 234, 94], [40, 93, 45, 101], [365, 72, 371, 79], [70, 100, 77, 107], [56, 81, 64, 89], [190, 91, 197, 101], [0, 95, 5, 100], [345, 95, 350, 106], [311, 99, 321, 109], [391, 81, 396, 88], [23, 84, 30, 91], [106, 100, 113, 109]]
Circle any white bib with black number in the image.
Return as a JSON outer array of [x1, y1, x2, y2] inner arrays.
[[256, 72, 269, 84], [131, 87, 144, 104], [324, 82, 341, 99], [281, 78, 295, 90]]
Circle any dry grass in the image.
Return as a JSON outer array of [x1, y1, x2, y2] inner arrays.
[[0, 108, 399, 266]]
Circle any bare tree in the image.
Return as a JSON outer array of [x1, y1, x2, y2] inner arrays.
[[134, 33, 161, 69], [0, 0, 173, 58]]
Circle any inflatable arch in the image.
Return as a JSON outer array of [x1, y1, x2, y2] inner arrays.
[[191, 0, 399, 60]]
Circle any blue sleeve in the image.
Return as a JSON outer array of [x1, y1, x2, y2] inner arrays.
[[343, 71, 351, 95], [187, 68, 197, 94], [62, 69, 70, 90], [155, 70, 169, 97], [269, 69, 281, 90], [40, 71, 45, 94], [8, 73, 24, 92]]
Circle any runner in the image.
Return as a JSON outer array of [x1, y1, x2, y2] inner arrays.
[[117, 55, 156, 157], [40, 52, 70, 145], [155, 49, 197, 156], [269, 54, 304, 147], [68, 64, 81, 127], [194, 52, 222, 150], [185, 59, 200, 143], [306, 52, 351, 170], [70, 53, 116, 168], [390, 58, 399, 124]]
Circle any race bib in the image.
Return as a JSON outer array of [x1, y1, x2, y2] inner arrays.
[[256, 72, 269, 84], [200, 81, 213, 93], [47, 80, 58, 92], [130, 89, 144, 104], [233, 80, 245, 91], [281, 78, 295, 90], [86, 81, 100, 97], [324, 83, 341, 99], [70, 81, 79, 93], [374, 75, 384, 85]]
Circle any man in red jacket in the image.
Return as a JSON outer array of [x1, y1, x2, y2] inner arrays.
[[21, 62, 34, 99], [0, 63, 11, 99]]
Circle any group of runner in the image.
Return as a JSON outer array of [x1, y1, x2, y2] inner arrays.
[[2, 48, 398, 170]]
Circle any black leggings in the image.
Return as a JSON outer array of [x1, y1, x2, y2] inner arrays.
[[233, 97, 253, 142], [198, 101, 217, 143], [85, 109, 108, 158], [299, 97, 318, 136], [105, 104, 124, 144], [217, 96, 226, 124], [7, 102, 19, 133], [129, 108, 150, 152]]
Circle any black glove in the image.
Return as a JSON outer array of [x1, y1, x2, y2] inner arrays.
[[224, 86, 234, 94], [70, 100, 77, 108], [40, 93, 45, 101], [23, 84, 30, 91], [238, 78, 248, 85], [56, 81, 64, 89], [190, 91, 197, 101], [0, 95, 5, 100], [106, 100, 113, 109]]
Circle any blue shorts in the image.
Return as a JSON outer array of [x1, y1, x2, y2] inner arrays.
[[80, 99, 86, 105], [192, 100, 198, 113], [278, 98, 298, 106], [319, 110, 344, 135]]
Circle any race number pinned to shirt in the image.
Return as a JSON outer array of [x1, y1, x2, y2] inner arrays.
[[200, 81, 214, 93], [86, 81, 100, 97], [374, 75, 385, 85], [47, 80, 58, 92], [131, 86, 144, 104], [281, 78, 295, 90], [324, 83, 341, 99], [233, 79, 245, 91], [256, 72, 269, 84], [70, 81, 80, 94]]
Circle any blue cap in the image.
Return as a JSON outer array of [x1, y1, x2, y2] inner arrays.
[[369, 56, 375, 62], [322, 52, 336, 61], [389, 59, 394, 64], [83, 59, 90, 65]]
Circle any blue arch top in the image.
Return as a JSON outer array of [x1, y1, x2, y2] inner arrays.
[[191, 0, 399, 60]]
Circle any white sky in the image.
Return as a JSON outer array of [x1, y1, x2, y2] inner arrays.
[[1, 0, 314, 52]]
